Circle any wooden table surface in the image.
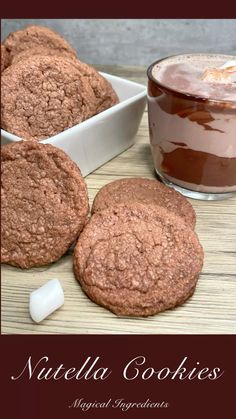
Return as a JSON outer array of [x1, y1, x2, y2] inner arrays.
[[1, 66, 236, 335]]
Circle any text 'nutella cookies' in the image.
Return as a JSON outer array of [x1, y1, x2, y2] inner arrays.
[[74, 203, 204, 317], [1, 141, 89, 268], [92, 177, 196, 229]]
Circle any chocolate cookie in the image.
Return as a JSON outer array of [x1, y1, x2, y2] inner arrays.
[[3, 25, 77, 64], [1, 141, 89, 268], [11, 51, 119, 112], [92, 178, 196, 229], [1, 44, 10, 73], [71, 59, 119, 113], [1, 55, 99, 140], [11, 45, 78, 65], [74, 203, 204, 316]]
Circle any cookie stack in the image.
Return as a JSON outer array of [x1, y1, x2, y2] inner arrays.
[[1, 138, 204, 317], [74, 178, 204, 317], [1, 25, 119, 141]]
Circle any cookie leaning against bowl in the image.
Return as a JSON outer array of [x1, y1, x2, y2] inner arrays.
[[3, 25, 77, 65], [74, 203, 204, 316], [1, 141, 89, 269], [1, 55, 99, 141], [92, 177, 196, 229], [10, 54, 119, 118]]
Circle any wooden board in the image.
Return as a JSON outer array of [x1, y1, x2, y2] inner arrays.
[[1, 66, 236, 335]]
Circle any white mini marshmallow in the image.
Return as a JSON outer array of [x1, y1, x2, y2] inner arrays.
[[30, 278, 64, 323], [220, 60, 236, 70], [201, 59, 236, 84], [201, 68, 230, 83]]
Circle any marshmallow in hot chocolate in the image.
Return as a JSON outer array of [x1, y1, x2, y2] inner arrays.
[[147, 54, 236, 195], [152, 54, 236, 101], [202, 60, 236, 84]]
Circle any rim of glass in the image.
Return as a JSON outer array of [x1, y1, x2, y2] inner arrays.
[[147, 53, 236, 105]]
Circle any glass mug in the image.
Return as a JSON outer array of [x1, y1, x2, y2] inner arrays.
[[147, 54, 236, 200]]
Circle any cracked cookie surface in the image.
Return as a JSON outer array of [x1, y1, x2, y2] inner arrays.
[[1, 55, 99, 140], [1, 141, 89, 268], [3, 25, 77, 64], [74, 203, 203, 316], [70, 59, 119, 113], [1, 44, 10, 73], [92, 178, 196, 229], [11, 46, 78, 65], [1, 55, 119, 140]]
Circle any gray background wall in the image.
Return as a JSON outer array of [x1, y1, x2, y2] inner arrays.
[[2, 19, 236, 66]]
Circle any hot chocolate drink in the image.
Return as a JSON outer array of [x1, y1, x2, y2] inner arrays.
[[147, 54, 236, 199]]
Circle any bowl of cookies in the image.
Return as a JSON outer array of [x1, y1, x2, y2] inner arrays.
[[1, 25, 147, 176]]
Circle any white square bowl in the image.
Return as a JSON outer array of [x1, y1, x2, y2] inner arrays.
[[1, 72, 147, 177]]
